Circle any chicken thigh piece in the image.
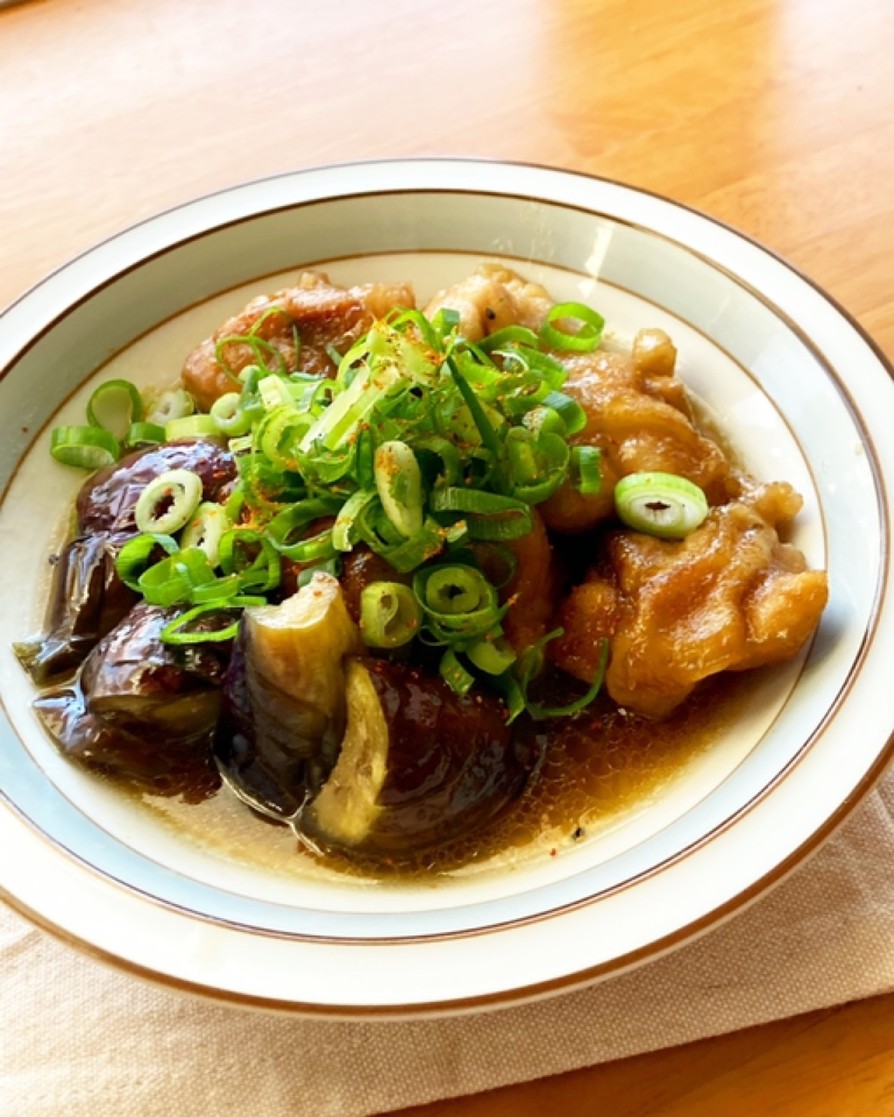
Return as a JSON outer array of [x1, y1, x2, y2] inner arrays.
[[551, 481, 829, 718], [541, 335, 737, 533], [423, 263, 554, 340], [182, 271, 415, 411]]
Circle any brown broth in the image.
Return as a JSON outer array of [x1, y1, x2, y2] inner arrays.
[[136, 668, 755, 883]]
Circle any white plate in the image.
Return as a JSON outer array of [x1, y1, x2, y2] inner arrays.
[[0, 159, 891, 1016]]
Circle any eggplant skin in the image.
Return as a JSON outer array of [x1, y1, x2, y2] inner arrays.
[[76, 439, 236, 535], [213, 636, 312, 819], [302, 658, 543, 857], [33, 602, 227, 801], [16, 532, 139, 684]]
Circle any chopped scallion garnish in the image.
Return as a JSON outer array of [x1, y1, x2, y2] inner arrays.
[[50, 425, 120, 470], [614, 471, 709, 539], [134, 469, 203, 535], [54, 285, 617, 718], [86, 379, 143, 440]]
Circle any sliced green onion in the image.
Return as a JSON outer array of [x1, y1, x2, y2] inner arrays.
[[146, 388, 194, 425], [359, 581, 421, 648], [332, 489, 378, 552], [467, 636, 517, 675], [522, 405, 567, 438], [429, 306, 461, 339], [159, 596, 267, 645], [539, 301, 605, 353], [489, 671, 527, 724], [422, 564, 489, 615], [266, 498, 340, 561], [539, 390, 586, 436], [504, 428, 569, 504], [164, 414, 220, 441], [50, 426, 119, 470], [115, 532, 179, 591], [137, 546, 217, 607], [257, 374, 293, 412], [447, 359, 502, 459], [218, 529, 281, 593], [571, 445, 603, 495], [439, 647, 476, 696], [210, 392, 252, 437], [279, 527, 338, 564], [299, 360, 401, 454], [376, 516, 447, 573], [526, 638, 610, 720], [134, 468, 203, 534], [430, 487, 533, 541], [215, 307, 294, 381], [478, 325, 540, 352], [180, 501, 232, 566], [413, 435, 463, 485], [614, 471, 709, 539], [374, 440, 424, 538], [413, 563, 502, 641], [124, 421, 167, 449], [238, 362, 263, 388], [86, 379, 143, 440]]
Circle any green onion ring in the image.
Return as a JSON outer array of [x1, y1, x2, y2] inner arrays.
[[180, 501, 232, 567], [614, 471, 709, 539], [359, 581, 421, 648], [210, 392, 252, 437], [134, 468, 204, 535], [374, 439, 424, 539], [571, 445, 603, 495], [146, 388, 194, 426], [86, 379, 143, 440], [50, 426, 120, 470], [539, 301, 605, 353]]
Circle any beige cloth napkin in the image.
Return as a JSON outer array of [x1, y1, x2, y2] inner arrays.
[[3, 772, 894, 1117]]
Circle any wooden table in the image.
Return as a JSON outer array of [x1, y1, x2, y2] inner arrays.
[[2, 0, 892, 1113]]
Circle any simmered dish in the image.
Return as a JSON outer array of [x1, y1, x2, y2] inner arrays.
[[16, 263, 829, 870]]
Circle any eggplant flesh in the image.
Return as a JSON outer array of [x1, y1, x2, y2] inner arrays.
[[300, 657, 542, 857], [34, 602, 227, 800]]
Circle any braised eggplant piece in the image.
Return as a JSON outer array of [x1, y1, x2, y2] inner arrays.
[[76, 439, 236, 535], [33, 602, 227, 800], [301, 657, 541, 857], [214, 573, 365, 820], [17, 439, 237, 685], [15, 532, 138, 684]]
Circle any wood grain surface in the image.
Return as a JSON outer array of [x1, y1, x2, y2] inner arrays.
[[2, 0, 893, 1113]]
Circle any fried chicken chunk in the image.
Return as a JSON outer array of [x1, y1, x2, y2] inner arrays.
[[541, 333, 737, 533], [551, 481, 829, 718], [182, 272, 415, 411]]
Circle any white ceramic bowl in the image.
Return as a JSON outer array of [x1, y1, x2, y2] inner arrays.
[[1, 159, 892, 1017]]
